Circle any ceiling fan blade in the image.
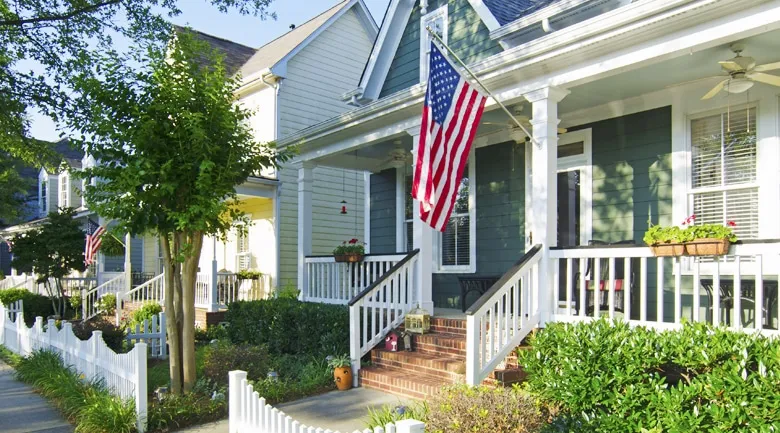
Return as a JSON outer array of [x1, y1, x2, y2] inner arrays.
[[754, 61, 780, 72], [558, 127, 568, 134], [481, 121, 508, 126], [719, 60, 742, 72], [747, 72, 780, 87], [701, 79, 729, 100], [665, 75, 724, 89]]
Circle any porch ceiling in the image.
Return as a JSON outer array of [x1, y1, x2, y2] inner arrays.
[[560, 29, 780, 115]]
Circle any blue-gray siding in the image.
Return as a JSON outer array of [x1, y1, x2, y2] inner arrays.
[[370, 169, 398, 254]]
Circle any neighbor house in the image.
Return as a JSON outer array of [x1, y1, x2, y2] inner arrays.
[[277, 0, 780, 397]]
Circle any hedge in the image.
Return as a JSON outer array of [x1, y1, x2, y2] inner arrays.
[[225, 298, 349, 357], [521, 320, 780, 432], [0, 288, 60, 325]]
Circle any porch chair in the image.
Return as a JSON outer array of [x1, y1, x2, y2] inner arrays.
[[575, 240, 638, 317]]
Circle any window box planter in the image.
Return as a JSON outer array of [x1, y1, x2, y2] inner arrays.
[[332, 238, 365, 263], [684, 238, 731, 256], [649, 243, 686, 257]]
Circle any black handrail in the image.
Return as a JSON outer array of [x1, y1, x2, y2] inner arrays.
[[347, 249, 420, 307], [465, 244, 543, 316]]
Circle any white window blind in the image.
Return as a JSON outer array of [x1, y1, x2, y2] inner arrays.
[[236, 228, 250, 271], [690, 107, 758, 239], [440, 164, 471, 268], [60, 174, 68, 208], [419, 6, 448, 82]]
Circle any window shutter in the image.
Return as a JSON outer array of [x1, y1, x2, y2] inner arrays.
[[690, 107, 758, 238]]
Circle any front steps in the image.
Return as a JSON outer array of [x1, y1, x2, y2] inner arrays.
[[359, 317, 531, 399]]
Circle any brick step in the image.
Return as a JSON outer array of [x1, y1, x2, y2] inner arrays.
[[429, 317, 466, 335], [359, 366, 451, 400], [371, 349, 465, 381], [412, 332, 466, 358]]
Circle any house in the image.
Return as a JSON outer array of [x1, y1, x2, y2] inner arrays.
[[279, 0, 780, 396]]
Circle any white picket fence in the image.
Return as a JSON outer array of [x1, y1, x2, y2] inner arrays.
[[229, 370, 425, 433], [0, 301, 148, 433], [126, 311, 168, 359]]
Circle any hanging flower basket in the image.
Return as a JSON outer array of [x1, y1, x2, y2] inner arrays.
[[685, 238, 731, 256], [334, 254, 347, 263], [333, 238, 366, 263], [344, 253, 364, 263], [649, 243, 686, 257]]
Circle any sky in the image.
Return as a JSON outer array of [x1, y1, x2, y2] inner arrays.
[[28, 0, 392, 141]]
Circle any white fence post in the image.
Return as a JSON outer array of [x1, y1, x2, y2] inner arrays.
[[349, 305, 361, 387], [229, 370, 247, 433], [394, 420, 425, 433], [159, 312, 167, 359], [91, 330, 102, 381], [135, 342, 148, 433]]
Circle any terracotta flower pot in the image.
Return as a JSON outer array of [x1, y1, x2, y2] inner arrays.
[[649, 243, 685, 257], [685, 238, 730, 256], [333, 366, 353, 391]]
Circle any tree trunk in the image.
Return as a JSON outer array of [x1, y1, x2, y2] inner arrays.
[[181, 230, 204, 393], [161, 234, 182, 394]]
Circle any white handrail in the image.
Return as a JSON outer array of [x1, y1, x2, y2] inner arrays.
[[304, 254, 408, 305], [82, 274, 126, 321], [348, 251, 419, 386], [465, 245, 543, 386]]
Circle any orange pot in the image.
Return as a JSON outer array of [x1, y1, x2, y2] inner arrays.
[[333, 366, 353, 391]]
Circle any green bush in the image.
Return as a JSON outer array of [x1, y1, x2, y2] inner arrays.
[[202, 341, 270, 385], [275, 284, 300, 299], [71, 320, 127, 353], [225, 298, 348, 357], [128, 302, 162, 330], [365, 402, 429, 430], [194, 324, 229, 342], [0, 288, 57, 325], [521, 320, 780, 432], [14, 350, 136, 433], [98, 293, 117, 316], [147, 390, 226, 432], [424, 384, 549, 433]]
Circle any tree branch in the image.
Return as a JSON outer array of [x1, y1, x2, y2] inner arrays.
[[0, 0, 122, 27]]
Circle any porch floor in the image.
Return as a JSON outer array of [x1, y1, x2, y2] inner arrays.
[[433, 308, 466, 320]]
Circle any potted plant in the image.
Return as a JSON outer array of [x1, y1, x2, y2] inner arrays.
[[328, 354, 353, 391], [682, 215, 737, 256], [236, 269, 262, 280], [332, 238, 365, 263], [643, 224, 686, 257]]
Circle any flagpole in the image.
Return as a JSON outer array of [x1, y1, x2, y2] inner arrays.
[[424, 26, 542, 148]]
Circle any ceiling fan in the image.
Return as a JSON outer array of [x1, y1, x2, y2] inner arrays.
[[481, 117, 568, 136], [375, 146, 412, 172], [701, 43, 780, 100]]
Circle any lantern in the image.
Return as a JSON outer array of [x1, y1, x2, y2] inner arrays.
[[385, 329, 400, 352], [402, 331, 413, 352], [404, 306, 431, 334]]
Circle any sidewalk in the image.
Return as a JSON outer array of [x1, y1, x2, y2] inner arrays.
[[0, 359, 73, 433], [177, 387, 405, 433]]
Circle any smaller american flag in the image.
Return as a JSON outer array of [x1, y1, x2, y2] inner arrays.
[[1, 236, 12, 252], [84, 219, 106, 266]]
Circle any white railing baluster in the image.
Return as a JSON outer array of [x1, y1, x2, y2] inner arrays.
[[713, 258, 721, 326], [657, 257, 664, 323], [624, 257, 632, 320], [674, 257, 682, 324], [566, 259, 573, 316], [755, 255, 763, 330], [692, 258, 700, 322], [608, 257, 616, 320], [734, 256, 742, 330], [593, 258, 601, 318]]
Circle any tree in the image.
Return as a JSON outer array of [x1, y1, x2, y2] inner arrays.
[[10, 208, 87, 316], [0, 0, 276, 168], [72, 31, 288, 394], [0, 155, 32, 225]]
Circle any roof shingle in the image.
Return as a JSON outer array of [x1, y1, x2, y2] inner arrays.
[[483, 0, 560, 26]]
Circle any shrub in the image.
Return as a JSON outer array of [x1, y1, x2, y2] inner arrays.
[[147, 390, 226, 432], [275, 284, 300, 300], [425, 384, 549, 433], [71, 320, 127, 353], [98, 293, 117, 316], [128, 302, 163, 330], [201, 341, 270, 385], [225, 298, 348, 357], [0, 288, 57, 325], [194, 324, 229, 342], [365, 402, 429, 430], [521, 320, 780, 432], [14, 350, 136, 433]]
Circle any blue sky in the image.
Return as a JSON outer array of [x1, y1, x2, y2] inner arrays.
[[29, 0, 391, 141]]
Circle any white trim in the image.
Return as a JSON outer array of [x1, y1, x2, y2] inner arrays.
[[364, 171, 372, 254], [419, 5, 448, 83], [395, 167, 405, 252], [436, 148, 477, 273], [467, 0, 502, 31], [556, 129, 593, 246], [353, 0, 415, 102]]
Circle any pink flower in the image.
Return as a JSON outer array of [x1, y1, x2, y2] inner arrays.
[[681, 214, 697, 225], [727, 221, 737, 227]]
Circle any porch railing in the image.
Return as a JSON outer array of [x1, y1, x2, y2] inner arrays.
[[465, 245, 543, 386], [0, 275, 33, 291], [304, 253, 409, 305], [61, 277, 98, 298], [125, 273, 165, 305], [83, 274, 126, 321], [348, 250, 419, 386], [548, 240, 780, 334]]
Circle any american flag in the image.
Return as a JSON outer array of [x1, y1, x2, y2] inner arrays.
[[412, 41, 487, 232], [1, 236, 12, 252], [84, 219, 106, 266]]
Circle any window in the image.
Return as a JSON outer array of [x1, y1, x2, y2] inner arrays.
[[689, 107, 758, 239], [40, 179, 47, 215], [419, 5, 448, 83], [60, 173, 69, 209], [437, 160, 475, 272], [404, 170, 414, 252], [235, 221, 251, 271]]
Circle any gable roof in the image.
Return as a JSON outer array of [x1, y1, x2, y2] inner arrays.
[[238, 0, 377, 79], [173, 25, 256, 76], [482, 0, 560, 25]]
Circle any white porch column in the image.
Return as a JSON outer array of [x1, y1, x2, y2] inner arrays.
[[297, 162, 315, 301], [410, 132, 435, 315], [209, 236, 219, 312], [525, 86, 569, 325]]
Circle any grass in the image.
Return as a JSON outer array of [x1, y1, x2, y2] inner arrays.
[[0, 344, 22, 367]]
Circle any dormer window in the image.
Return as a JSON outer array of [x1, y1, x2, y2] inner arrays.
[[60, 173, 69, 209], [420, 5, 448, 83], [40, 179, 47, 216]]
